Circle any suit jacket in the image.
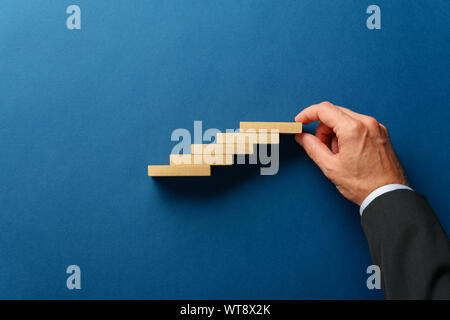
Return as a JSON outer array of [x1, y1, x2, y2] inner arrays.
[[361, 189, 450, 299]]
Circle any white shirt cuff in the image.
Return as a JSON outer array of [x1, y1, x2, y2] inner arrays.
[[360, 184, 413, 216]]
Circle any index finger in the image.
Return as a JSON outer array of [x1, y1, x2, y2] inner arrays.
[[294, 102, 352, 129]]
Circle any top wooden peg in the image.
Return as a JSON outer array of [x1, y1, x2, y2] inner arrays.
[[240, 122, 302, 134]]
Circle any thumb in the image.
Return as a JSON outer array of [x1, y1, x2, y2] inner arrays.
[[295, 133, 335, 170]]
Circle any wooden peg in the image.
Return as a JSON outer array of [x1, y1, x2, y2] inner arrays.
[[191, 143, 254, 155], [170, 154, 234, 166], [148, 165, 211, 177], [240, 122, 302, 134], [216, 132, 280, 144]]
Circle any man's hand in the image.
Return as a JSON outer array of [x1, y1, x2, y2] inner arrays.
[[294, 102, 408, 205]]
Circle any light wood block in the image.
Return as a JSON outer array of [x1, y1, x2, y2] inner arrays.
[[240, 122, 302, 134], [170, 154, 234, 166], [148, 165, 211, 176], [191, 143, 254, 155], [216, 132, 280, 144]]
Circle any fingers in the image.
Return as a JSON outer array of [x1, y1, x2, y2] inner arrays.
[[295, 102, 352, 131], [315, 122, 339, 154], [331, 135, 339, 154], [344, 108, 389, 139], [315, 122, 333, 147], [295, 133, 336, 170], [337, 106, 364, 120], [294, 103, 405, 205], [338, 106, 382, 134], [295, 102, 389, 159]]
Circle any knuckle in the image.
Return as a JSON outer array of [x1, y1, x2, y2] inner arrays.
[[349, 120, 365, 133], [322, 162, 334, 175], [307, 143, 319, 158], [365, 116, 379, 130], [321, 160, 338, 179], [320, 101, 334, 108]]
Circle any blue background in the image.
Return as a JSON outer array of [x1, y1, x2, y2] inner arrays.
[[1, 0, 449, 299]]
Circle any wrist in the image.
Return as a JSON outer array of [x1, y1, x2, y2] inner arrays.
[[359, 184, 413, 216]]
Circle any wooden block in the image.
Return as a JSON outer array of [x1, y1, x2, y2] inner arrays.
[[170, 154, 234, 165], [148, 165, 211, 177], [216, 132, 280, 144], [191, 143, 254, 155], [240, 122, 302, 134]]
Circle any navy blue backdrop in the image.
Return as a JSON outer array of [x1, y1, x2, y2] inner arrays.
[[1, 0, 449, 299]]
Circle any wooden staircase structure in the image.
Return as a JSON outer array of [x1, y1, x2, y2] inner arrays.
[[148, 122, 302, 176]]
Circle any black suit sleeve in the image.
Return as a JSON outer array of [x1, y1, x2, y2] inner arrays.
[[361, 189, 450, 299]]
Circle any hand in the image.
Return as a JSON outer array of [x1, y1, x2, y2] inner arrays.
[[294, 102, 408, 206]]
